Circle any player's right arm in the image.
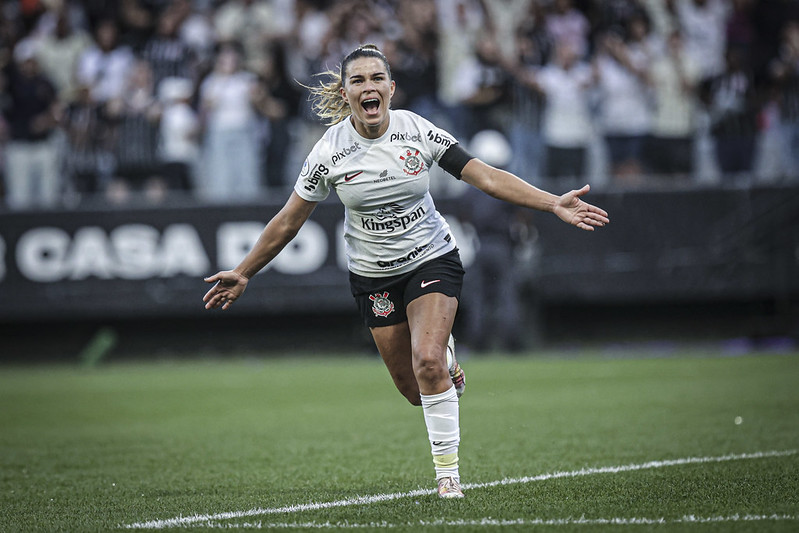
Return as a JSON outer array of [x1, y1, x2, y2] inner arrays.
[[203, 192, 318, 310]]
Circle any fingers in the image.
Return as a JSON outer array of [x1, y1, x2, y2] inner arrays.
[[586, 206, 610, 224], [576, 207, 610, 231], [204, 291, 235, 310], [202, 281, 219, 303], [203, 291, 220, 309], [587, 202, 610, 219]]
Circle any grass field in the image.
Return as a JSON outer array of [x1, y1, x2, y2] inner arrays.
[[1, 350, 798, 532]]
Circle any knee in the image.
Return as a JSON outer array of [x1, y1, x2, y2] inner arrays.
[[413, 349, 448, 386]]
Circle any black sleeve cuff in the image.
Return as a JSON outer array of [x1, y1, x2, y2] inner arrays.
[[438, 143, 474, 179]]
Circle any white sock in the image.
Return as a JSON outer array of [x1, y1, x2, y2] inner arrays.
[[420, 385, 460, 481]]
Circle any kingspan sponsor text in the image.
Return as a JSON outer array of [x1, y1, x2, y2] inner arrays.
[[361, 206, 425, 233]]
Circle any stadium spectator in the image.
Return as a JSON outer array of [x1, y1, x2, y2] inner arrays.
[[287, 0, 332, 86], [202, 44, 609, 499], [62, 85, 116, 199], [34, 7, 93, 104], [177, 2, 215, 70], [157, 77, 199, 193], [769, 20, 799, 180], [385, 0, 440, 119], [2, 39, 62, 210], [702, 46, 759, 178], [114, 0, 178, 52], [250, 45, 302, 190], [449, 34, 512, 138], [506, 3, 550, 182], [198, 42, 260, 202], [104, 59, 163, 203], [532, 41, 596, 182], [545, 0, 591, 59], [140, 6, 197, 88], [76, 18, 135, 104], [319, 0, 385, 72], [480, 0, 534, 63], [593, 18, 655, 184], [676, 0, 731, 82], [435, 0, 487, 139], [647, 29, 701, 179], [212, 0, 296, 73]]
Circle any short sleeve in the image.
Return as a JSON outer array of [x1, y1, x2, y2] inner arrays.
[[294, 140, 332, 202]]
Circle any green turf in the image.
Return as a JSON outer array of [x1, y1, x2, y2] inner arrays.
[[1, 351, 797, 532]]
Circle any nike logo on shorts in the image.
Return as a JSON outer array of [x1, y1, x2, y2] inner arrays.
[[420, 279, 441, 288], [344, 171, 363, 182]]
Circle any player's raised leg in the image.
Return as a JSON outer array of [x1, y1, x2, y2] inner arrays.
[[407, 293, 464, 498]]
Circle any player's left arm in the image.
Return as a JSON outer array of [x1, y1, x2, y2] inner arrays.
[[460, 158, 610, 231]]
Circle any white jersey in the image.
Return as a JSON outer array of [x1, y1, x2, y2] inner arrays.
[[294, 109, 459, 277]]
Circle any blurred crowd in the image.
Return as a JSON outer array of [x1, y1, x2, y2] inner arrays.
[[2, 0, 799, 210]]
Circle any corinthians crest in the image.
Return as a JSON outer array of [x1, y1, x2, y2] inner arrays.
[[399, 149, 424, 176], [369, 291, 395, 317]]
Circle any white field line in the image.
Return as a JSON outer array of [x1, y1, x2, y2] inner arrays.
[[122, 449, 797, 529], [192, 515, 799, 529]]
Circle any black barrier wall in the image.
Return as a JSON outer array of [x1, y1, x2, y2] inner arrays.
[[1, 185, 798, 323]]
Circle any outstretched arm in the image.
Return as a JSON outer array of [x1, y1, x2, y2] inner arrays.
[[203, 192, 318, 310], [460, 158, 609, 230]]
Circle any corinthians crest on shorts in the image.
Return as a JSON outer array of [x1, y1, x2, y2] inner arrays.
[[369, 291, 395, 317]]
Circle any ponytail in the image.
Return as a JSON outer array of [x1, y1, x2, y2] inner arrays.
[[306, 69, 349, 126]]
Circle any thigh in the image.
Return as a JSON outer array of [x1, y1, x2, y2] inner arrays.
[[371, 321, 419, 405]]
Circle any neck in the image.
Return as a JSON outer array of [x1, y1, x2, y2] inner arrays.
[[351, 114, 389, 139]]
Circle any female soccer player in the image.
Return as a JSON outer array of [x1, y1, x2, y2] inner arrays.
[[203, 44, 609, 498]]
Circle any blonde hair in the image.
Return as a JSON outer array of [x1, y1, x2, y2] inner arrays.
[[305, 44, 392, 126]]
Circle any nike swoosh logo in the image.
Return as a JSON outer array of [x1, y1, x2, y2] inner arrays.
[[420, 279, 441, 288], [344, 171, 363, 182]]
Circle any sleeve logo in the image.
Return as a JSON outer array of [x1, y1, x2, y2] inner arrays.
[[427, 130, 453, 148], [303, 163, 329, 192]]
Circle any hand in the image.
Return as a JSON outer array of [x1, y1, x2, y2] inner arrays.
[[553, 184, 610, 231], [203, 271, 249, 310]]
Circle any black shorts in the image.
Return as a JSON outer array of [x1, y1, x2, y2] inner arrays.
[[350, 249, 465, 328]]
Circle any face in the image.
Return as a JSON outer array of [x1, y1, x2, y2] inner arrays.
[[340, 56, 395, 139], [216, 47, 239, 74], [556, 43, 577, 69]]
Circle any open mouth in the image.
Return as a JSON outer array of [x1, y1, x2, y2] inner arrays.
[[361, 98, 380, 117]]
